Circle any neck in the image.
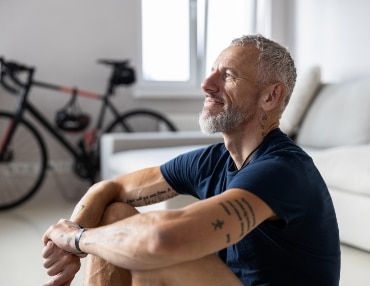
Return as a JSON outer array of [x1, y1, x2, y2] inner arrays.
[[237, 141, 262, 169], [223, 124, 277, 170]]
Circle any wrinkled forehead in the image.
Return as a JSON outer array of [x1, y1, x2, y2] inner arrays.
[[212, 45, 260, 72]]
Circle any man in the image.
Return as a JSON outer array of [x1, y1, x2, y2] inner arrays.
[[42, 34, 341, 285]]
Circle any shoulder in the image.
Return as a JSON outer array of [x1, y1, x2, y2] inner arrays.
[[241, 130, 315, 186], [160, 142, 228, 180], [160, 142, 230, 197], [255, 129, 311, 164], [164, 142, 227, 166]]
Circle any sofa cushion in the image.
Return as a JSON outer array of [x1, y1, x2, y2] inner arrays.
[[296, 78, 370, 148], [280, 66, 321, 136], [108, 145, 206, 177], [329, 187, 370, 251], [309, 145, 370, 196]]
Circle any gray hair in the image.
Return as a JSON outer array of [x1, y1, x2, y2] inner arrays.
[[231, 34, 297, 109]]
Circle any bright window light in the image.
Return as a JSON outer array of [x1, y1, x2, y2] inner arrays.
[[140, 0, 256, 96], [142, 0, 190, 81]]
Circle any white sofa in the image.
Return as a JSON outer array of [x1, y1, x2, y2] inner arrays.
[[280, 67, 370, 251], [291, 78, 370, 252], [100, 69, 370, 251], [101, 131, 223, 212]]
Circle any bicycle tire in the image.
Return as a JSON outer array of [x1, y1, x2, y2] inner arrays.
[[105, 109, 177, 133], [0, 111, 48, 210]]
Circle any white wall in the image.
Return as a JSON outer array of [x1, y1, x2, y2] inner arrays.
[[2, 0, 370, 101], [1, 0, 370, 136], [0, 0, 203, 124], [3, 0, 369, 114], [293, 0, 370, 82], [260, 0, 370, 83], [0, 0, 139, 90], [0, 0, 204, 189], [1, 0, 369, 195]]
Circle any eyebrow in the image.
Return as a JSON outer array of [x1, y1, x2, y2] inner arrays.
[[211, 65, 239, 76]]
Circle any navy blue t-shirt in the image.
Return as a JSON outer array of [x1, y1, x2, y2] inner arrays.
[[160, 129, 340, 285]]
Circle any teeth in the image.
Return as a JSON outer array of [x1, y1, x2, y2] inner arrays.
[[206, 95, 223, 104]]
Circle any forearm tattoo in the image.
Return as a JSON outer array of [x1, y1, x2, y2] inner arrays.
[[125, 187, 177, 206], [71, 204, 85, 219], [213, 198, 256, 243]]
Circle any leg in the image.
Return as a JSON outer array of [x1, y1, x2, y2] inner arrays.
[[131, 254, 242, 286], [83, 202, 137, 286]]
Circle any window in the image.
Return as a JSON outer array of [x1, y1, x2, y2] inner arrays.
[[141, 0, 190, 82], [138, 0, 256, 98]]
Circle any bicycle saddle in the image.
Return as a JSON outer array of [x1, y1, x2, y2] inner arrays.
[[98, 59, 136, 86], [97, 59, 129, 68]]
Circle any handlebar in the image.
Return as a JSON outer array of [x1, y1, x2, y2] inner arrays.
[[0, 57, 34, 94]]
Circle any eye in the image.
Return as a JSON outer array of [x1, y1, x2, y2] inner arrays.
[[223, 72, 235, 80]]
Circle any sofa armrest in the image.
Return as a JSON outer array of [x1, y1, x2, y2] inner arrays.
[[100, 131, 223, 180]]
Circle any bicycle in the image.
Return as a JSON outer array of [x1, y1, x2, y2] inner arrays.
[[0, 57, 177, 210]]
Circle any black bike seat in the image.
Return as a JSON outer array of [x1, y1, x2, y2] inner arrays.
[[97, 59, 129, 68]]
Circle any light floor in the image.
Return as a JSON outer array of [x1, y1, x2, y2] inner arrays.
[[0, 173, 369, 286]]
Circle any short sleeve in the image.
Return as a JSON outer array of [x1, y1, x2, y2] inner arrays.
[[227, 154, 315, 226]]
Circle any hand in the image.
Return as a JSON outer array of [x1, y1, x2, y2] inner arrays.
[[42, 240, 81, 286], [42, 219, 88, 255], [42, 219, 87, 285]]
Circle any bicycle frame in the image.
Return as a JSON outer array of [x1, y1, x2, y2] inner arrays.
[[0, 58, 131, 181], [8, 82, 129, 158], [0, 57, 177, 210], [32, 80, 129, 139]]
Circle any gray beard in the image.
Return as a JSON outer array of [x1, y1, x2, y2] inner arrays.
[[198, 106, 249, 135]]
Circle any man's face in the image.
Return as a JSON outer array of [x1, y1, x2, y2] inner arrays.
[[199, 45, 263, 134]]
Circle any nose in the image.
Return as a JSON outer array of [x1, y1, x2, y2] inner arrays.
[[201, 71, 219, 93]]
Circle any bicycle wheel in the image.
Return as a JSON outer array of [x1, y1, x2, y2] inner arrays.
[[105, 109, 177, 132], [0, 111, 47, 210]]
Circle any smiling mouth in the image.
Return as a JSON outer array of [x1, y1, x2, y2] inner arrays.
[[205, 94, 224, 104]]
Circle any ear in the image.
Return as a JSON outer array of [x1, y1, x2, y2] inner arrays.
[[261, 83, 286, 111]]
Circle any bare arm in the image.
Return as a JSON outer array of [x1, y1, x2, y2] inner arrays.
[[69, 166, 177, 227], [44, 188, 275, 271], [42, 166, 174, 286]]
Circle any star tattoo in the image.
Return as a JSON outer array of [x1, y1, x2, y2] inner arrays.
[[212, 219, 225, 230]]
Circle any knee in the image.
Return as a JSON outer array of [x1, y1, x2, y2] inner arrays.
[[99, 202, 138, 226]]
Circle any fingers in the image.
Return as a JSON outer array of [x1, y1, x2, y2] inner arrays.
[[42, 241, 81, 274], [42, 226, 52, 246], [42, 241, 81, 286], [42, 274, 74, 286], [42, 219, 84, 286], [60, 279, 74, 286], [42, 240, 55, 260], [42, 241, 65, 273]]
